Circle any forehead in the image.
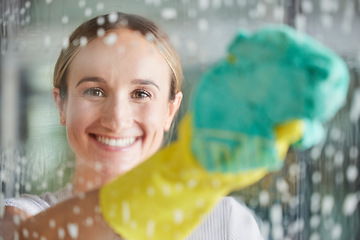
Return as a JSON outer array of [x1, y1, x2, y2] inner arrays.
[[68, 29, 170, 77]]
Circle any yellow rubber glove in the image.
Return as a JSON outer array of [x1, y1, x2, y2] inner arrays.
[[100, 114, 268, 240]]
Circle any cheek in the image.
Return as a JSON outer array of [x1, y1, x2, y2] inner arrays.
[[65, 99, 98, 133], [137, 101, 169, 131]]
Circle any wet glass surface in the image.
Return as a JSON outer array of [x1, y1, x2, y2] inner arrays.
[[1, 1, 360, 239]]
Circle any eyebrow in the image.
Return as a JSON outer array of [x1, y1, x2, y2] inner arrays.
[[75, 77, 106, 88], [131, 79, 160, 90]]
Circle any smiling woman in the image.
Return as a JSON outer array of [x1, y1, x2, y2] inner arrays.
[[2, 12, 185, 238], [1, 12, 263, 240]]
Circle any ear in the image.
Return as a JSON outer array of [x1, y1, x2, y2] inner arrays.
[[164, 91, 183, 132], [53, 88, 67, 126]]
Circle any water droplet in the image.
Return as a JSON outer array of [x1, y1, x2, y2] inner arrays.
[[175, 183, 183, 192], [104, 33, 117, 46], [334, 151, 344, 167], [321, 195, 334, 216], [276, 178, 288, 193], [270, 204, 282, 224], [13, 231, 19, 240], [272, 225, 284, 240], [122, 201, 130, 223], [58, 228, 65, 239], [349, 146, 359, 159], [199, 0, 210, 11], [146, 220, 155, 237], [198, 19, 208, 32], [186, 179, 198, 189], [22, 228, 29, 238], [288, 163, 300, 178], [330, 127, 342, 141], [76, 192, 84, 200], [62, 37, 69, 49], [320, 0, 337, 12], [325, 144, 335, 158], [25, 1, 31, 8], [311, 192, 321, 213], [84, 8, 92, 17], [145, 32, 155, 42], [312, 171, 322, 184], [94, 161, 102, 171], [196, 198, 205, 208], [108, 12, 118, 23], [259, 190, 270, 206], [49, 219, 56, 228], [78, 0, 86, 8], [321, 14, 333, 29], [96, 2, 104, 11], [331, 223, 342, 239], [97, 28, 105, 37], [346, 165, 358, 182], [32, 231, 39, 238], [343, 193, 359, 216], [302, 0, 313, 14], [212, 0, 222, 8], [188, 9, 197, 18], [174, 209, 183, 224], [273, 6, 284, 21], [97, 16, 105, 26], [79, 36, 88, 47], [310, 214, 321, 229], [311, 146, 322, 161], [85, 217, 93, 226], [288, 218, 304, 234], [45, 0, 52, 4], [13, 215, 20, 225], [25, 182, 31, 192], [130, 220, 137, 229], [147, 186, 155, 196], [44, 35, 51, 47], [211, 179, 221, 189], [73, 206, 80, 215], [118, 45, 126, 54], [336, 172, 344, 184], [161, 8, 177, 20], [94, 205, 101, 213], [309, 232, 320, 240]]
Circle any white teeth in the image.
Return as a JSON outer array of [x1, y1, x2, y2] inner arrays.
[[96, 136, 136, 147]]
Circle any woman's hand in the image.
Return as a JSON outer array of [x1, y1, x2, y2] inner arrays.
[[17, 189, 122, 240]]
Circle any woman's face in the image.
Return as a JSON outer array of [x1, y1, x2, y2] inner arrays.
[[54, 29, 182, 183]]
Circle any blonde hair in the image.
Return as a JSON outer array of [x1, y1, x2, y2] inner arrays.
[[53, 12, 183, 101]]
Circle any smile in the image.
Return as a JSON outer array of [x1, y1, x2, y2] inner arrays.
[[96, 135, 136, 147]]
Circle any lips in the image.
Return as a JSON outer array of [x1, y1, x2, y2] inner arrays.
[[94, 135, 136, 147]]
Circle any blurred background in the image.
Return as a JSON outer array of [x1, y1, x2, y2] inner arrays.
[[1, 0, 360, 239]]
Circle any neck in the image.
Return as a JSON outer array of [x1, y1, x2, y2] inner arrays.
[[72, 158, 114, 194]]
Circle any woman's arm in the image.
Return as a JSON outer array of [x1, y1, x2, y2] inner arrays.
[[16, 189, 122, 240], [1, 206, 31, 240]]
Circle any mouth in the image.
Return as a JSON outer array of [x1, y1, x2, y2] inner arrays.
[[91, 134, 137, 147]]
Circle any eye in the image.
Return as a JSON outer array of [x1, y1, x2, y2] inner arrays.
[[132, 89, 152, 99], [84, 88, 106, 97]]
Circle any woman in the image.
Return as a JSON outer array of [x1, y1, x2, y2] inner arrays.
[[2, 12, 262, 240]]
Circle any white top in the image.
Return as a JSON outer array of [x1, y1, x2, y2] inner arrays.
[[5, 187, 263, 240]]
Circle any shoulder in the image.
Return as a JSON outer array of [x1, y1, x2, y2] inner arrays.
[[188, 197, 263, 240], [4, 185, 73, 217], [5, 194, 51, 216]]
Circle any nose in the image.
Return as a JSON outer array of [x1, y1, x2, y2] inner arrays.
[[100, 97, 133, 131]]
